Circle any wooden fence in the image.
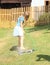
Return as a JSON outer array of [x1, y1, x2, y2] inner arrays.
[[0, 7, 30, 21], [0, 7, 31, 28], [0, 6, 49, 28]]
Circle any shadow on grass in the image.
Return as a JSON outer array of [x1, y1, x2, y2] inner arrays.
[[25, 25, 50, 33], [10, 46, 17, 51], [36, 54, 50, 61]]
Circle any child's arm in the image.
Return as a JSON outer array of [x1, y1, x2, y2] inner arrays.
[[20, 21, 23, 28]]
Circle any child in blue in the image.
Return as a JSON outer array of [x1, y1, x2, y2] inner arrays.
[[13, 12, 29, 54]]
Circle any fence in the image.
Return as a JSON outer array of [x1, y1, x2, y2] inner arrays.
[[0, 6, 48, 28], [0, 7, 30, 21], [0, 7, 31, 28]]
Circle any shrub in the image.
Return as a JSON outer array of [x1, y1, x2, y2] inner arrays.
[[36, 12, 50, 25], [24, 15, 35, 27]]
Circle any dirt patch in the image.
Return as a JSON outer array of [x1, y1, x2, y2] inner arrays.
[[0, 57, 13, 63], [0, 37, 10, 49]]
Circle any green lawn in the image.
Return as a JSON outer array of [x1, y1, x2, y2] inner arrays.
[[0, 25, 50, 65]]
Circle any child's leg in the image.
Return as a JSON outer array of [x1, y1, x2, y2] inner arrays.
[[18, 36, 25, 50]]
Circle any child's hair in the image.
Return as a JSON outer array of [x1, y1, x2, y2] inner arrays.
[[23, 12, 29, 20]]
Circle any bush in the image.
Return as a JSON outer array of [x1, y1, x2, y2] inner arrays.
[[36, 12, 50, 25], [24, 16, 35, 27]]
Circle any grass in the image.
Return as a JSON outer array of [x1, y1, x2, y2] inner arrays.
[[0, 25, 50, 65]]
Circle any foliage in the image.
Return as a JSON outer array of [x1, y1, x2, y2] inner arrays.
[[35, 12, 50, 25], [25, 16, 35, 27]]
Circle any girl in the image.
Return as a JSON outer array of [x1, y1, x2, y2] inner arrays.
[[13, 12, 29, 54]]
